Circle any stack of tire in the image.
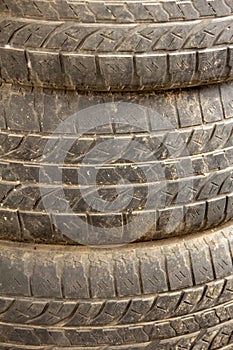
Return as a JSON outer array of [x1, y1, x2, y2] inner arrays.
[[1, 0, 233, 349]]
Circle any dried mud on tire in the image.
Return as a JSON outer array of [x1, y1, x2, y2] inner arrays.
[[1, 82, 233, 244], [2, 1, 233, 90], [0, 223, 233, 348]]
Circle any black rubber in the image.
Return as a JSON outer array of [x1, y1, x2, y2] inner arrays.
[[2, 0, 233, 22], [1, 2, 233, 349], [2, 3, 233, 90], [1, 82, 233, 244], [0, 223, 233, 348]]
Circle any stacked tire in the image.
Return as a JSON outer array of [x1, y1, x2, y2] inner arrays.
[[1, 1, 233, 349]]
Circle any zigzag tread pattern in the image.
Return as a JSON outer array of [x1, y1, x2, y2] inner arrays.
[[2, 17, 233, 52], [1, 0, 233, 23], [1, 122, 233, 165], [1, 83, 233, 242], [0, 275, 232, 327], [0, 308, 233, 346], [0, 228, 233, 346]]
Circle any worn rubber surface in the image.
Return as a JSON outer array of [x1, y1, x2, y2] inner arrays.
[[0, 224, 233, 348], [1, 82, 233, 244], [2, 0, 233, 22], [2, 3, 233, 90]]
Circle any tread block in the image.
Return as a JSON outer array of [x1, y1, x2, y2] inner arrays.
[[184, 201, 206, 233], [89, 257, 116, 298], [176, 89, 202, 127], [198, 48, 228, 82], [205, 233, 233, 279], [136, 54, 167, 86], [19, 212, 54, 242], [137, 248, 168, 294], [31, 255, 63, 298], [163, 244, 193, 290], [0, 48, 28, 84], [62, 255, 90, 298], [206, 197, 227, 229], [186, 238, 214, 285], [62, 54, 98, 87], [114, 253, 141, 296], [99, 55, 134, 87], [199, 85, 224, 123], [157, 206, 184, 236], [0, 209, 21, 240], [28, 51, 64, 86], [169, 51, 196, 84], [0, 250, 32, 296], [220, 82, 233, 119]]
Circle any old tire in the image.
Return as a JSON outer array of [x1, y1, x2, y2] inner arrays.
[[2, 2, 233, 90], [0, 223, 233, 348], [1, 82, 233, 244]]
